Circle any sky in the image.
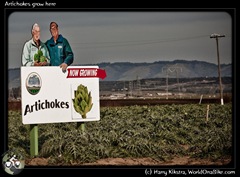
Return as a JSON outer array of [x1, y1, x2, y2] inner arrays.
[[7, 11, 233, 69]]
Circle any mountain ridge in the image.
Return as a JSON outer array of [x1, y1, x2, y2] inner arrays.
[[8, 60, 232, 88]]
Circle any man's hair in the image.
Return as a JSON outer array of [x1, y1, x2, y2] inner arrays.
[[50, 21, 58, 28], [31, 23, 39, 33]]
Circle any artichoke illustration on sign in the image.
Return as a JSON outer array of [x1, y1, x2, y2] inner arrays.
[[72, 84, 93, 118]]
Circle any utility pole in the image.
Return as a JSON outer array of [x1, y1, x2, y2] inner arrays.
[[166, 70, 169, 99], [210, 33, 225, 105], [162, 66, 182, 99], [128, 81, 133, 97], [136, 75, 142, 97]]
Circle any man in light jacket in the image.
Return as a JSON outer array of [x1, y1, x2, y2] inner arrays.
[[22, 23, 50, 66]]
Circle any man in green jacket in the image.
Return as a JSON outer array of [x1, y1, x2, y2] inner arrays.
[[22, 23, 50, 66], [45, 22, 74, 72]]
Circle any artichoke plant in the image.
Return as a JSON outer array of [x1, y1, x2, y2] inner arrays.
[[72, 84, 93, 118], [34, 50, 46, 63]]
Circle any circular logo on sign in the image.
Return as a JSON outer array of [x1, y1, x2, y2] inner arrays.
[[2, 149, 25, 175], [26, 72, 42, 95]]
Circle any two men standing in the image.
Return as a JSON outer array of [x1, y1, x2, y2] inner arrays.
[[22, 21, 74, 72]]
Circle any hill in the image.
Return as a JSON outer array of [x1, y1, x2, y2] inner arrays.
[[94, 60, 231, 81], [8, 60, 232, 89]]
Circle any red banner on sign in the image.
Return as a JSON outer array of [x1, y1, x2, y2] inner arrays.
[[67, 68, 107, 80]]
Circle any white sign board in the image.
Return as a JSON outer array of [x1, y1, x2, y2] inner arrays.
[[21, 66, 103, 124]]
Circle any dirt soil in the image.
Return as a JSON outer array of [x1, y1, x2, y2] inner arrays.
[[25, 156, 231, 166]]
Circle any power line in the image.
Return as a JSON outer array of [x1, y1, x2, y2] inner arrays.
[[71, 35, 210, 49], [10, 34, 230, 50]]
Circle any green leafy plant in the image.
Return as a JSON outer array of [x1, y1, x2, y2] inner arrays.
[[8, 103, 232, 165], [34, 50, 47, 63], [72, 84, 93, 118]]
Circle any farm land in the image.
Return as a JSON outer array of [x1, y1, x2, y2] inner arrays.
[[8, 103, 232, 166]]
